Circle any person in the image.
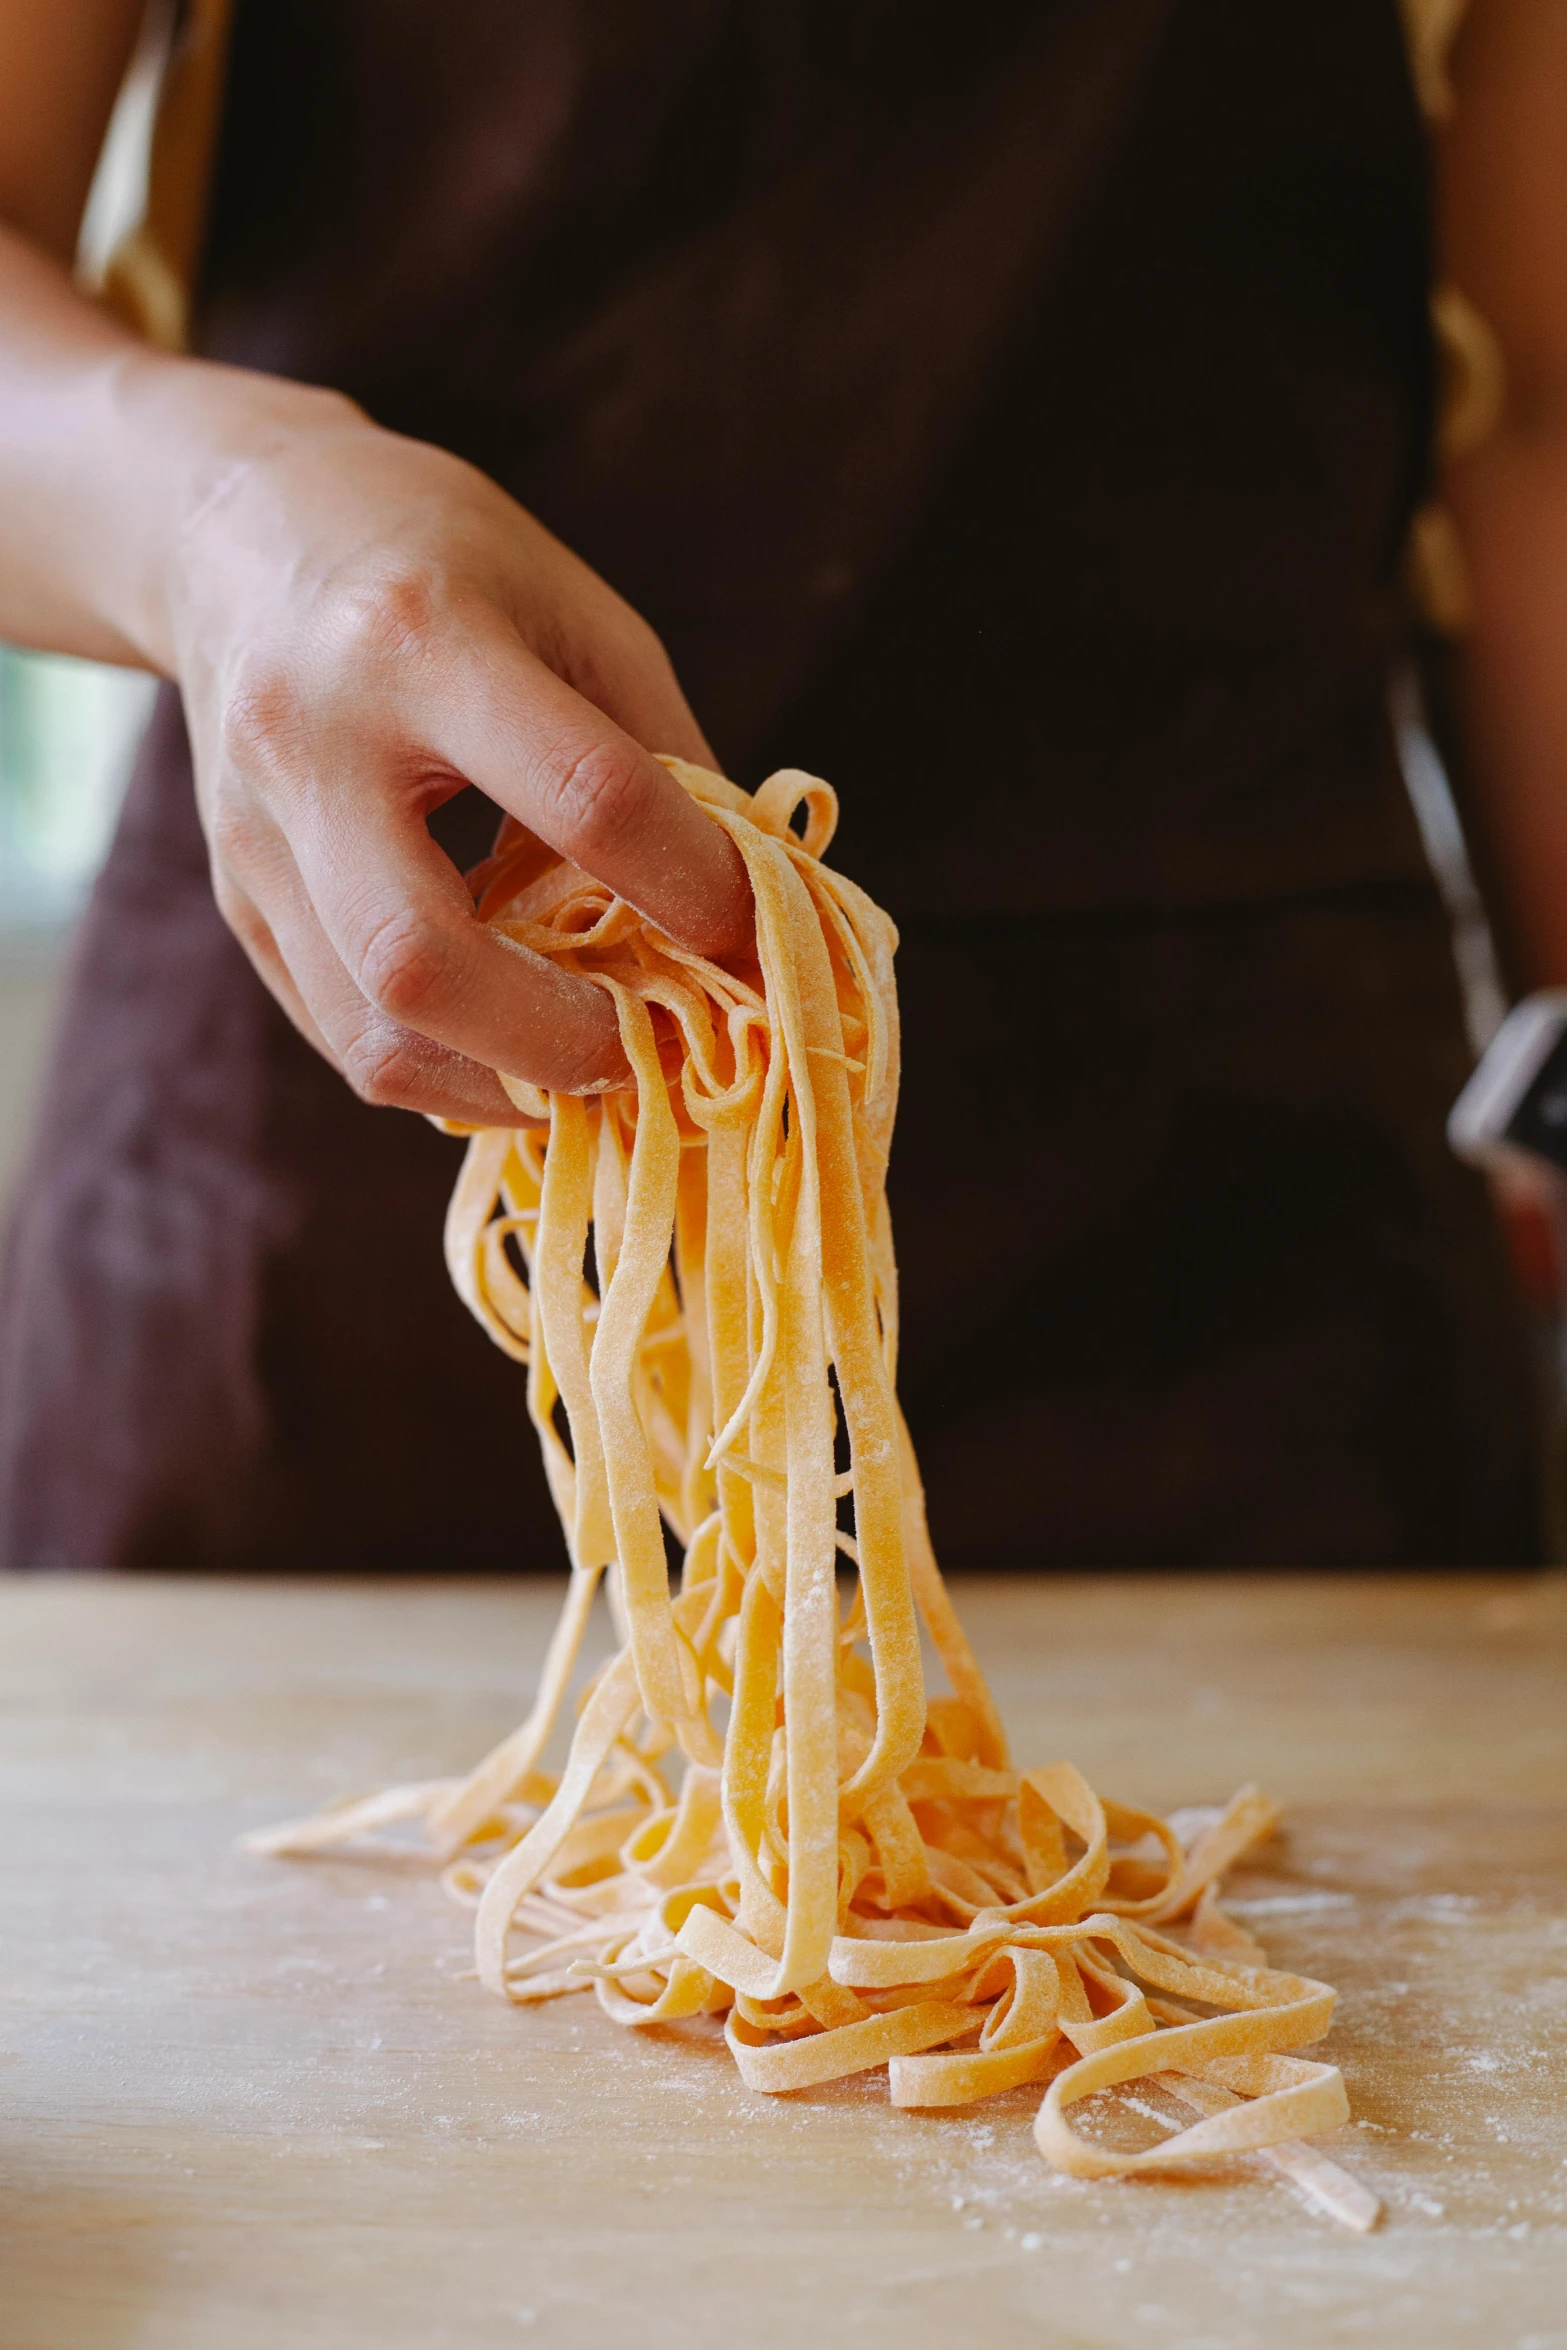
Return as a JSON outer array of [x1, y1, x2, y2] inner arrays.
[[0, 0, 1558, 1573]]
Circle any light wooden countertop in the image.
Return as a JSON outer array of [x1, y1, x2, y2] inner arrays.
[[3, 1571, 1565, 2350]]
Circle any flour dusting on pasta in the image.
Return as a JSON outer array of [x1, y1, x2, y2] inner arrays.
[[246, 761, 1376, 2228]]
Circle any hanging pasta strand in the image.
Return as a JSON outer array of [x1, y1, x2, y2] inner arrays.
[[246, 760, 1375, 2228]]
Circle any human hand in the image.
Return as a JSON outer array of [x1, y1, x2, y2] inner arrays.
[[162, 387, 749, 1125]]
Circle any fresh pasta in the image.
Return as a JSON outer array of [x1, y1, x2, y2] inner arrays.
[[247, 761, 1376, 2227]]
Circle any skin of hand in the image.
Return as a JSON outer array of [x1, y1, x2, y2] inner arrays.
[[1438, 0, 1567, 992], [0, 0, 750, 1129], [162, 395, 752, 1123]]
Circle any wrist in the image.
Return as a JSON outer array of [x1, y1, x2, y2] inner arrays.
[[109, 351, 366, 673]]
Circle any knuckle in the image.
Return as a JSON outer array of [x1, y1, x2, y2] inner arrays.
[[331, 566, 444, 670], [356, 904, 451, 1025], [218, 655, 303, 775], [546, 739, 649, 865], [341, 1023, 428, 1110]]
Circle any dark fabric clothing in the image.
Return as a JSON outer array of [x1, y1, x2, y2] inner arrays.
[[0, 690, 560, 1571], [894, 891, 1536, 1566], [0, 0, 1542, 1567]]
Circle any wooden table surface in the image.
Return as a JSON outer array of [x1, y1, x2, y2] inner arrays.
[[3, 1571, 1565, 2350]]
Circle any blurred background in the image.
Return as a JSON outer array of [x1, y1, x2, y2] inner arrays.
[[0, 653, 155, 1203], [0, 6, 160, 1211]]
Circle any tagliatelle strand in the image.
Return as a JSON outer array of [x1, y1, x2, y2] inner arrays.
[[250, 760, 1375, 2227]]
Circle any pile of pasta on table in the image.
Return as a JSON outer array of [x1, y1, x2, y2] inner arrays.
[[247, 760, 1377, 2233]]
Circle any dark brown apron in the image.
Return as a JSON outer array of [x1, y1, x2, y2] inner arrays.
[[0, 0, 1541, 1568]]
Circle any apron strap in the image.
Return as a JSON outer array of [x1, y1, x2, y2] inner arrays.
[[90, 0, 236, 352]]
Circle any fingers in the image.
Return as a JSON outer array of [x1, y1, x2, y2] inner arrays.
[[271, 773, 632, 1095], [195, 507, 751, 1121], [210, 865, 338, 1062], [214, 848, 554, 1126], [427, 620, 752, 962]]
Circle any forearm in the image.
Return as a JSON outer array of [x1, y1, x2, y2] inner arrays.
[[1435, 0, 1567, 991], [0, 218, 354, 672], [1448, 415, 1567, 988]]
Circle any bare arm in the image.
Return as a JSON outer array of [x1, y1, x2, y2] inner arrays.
[[0, 0, 749, 1125], [1439, 0, 1567, 988]]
